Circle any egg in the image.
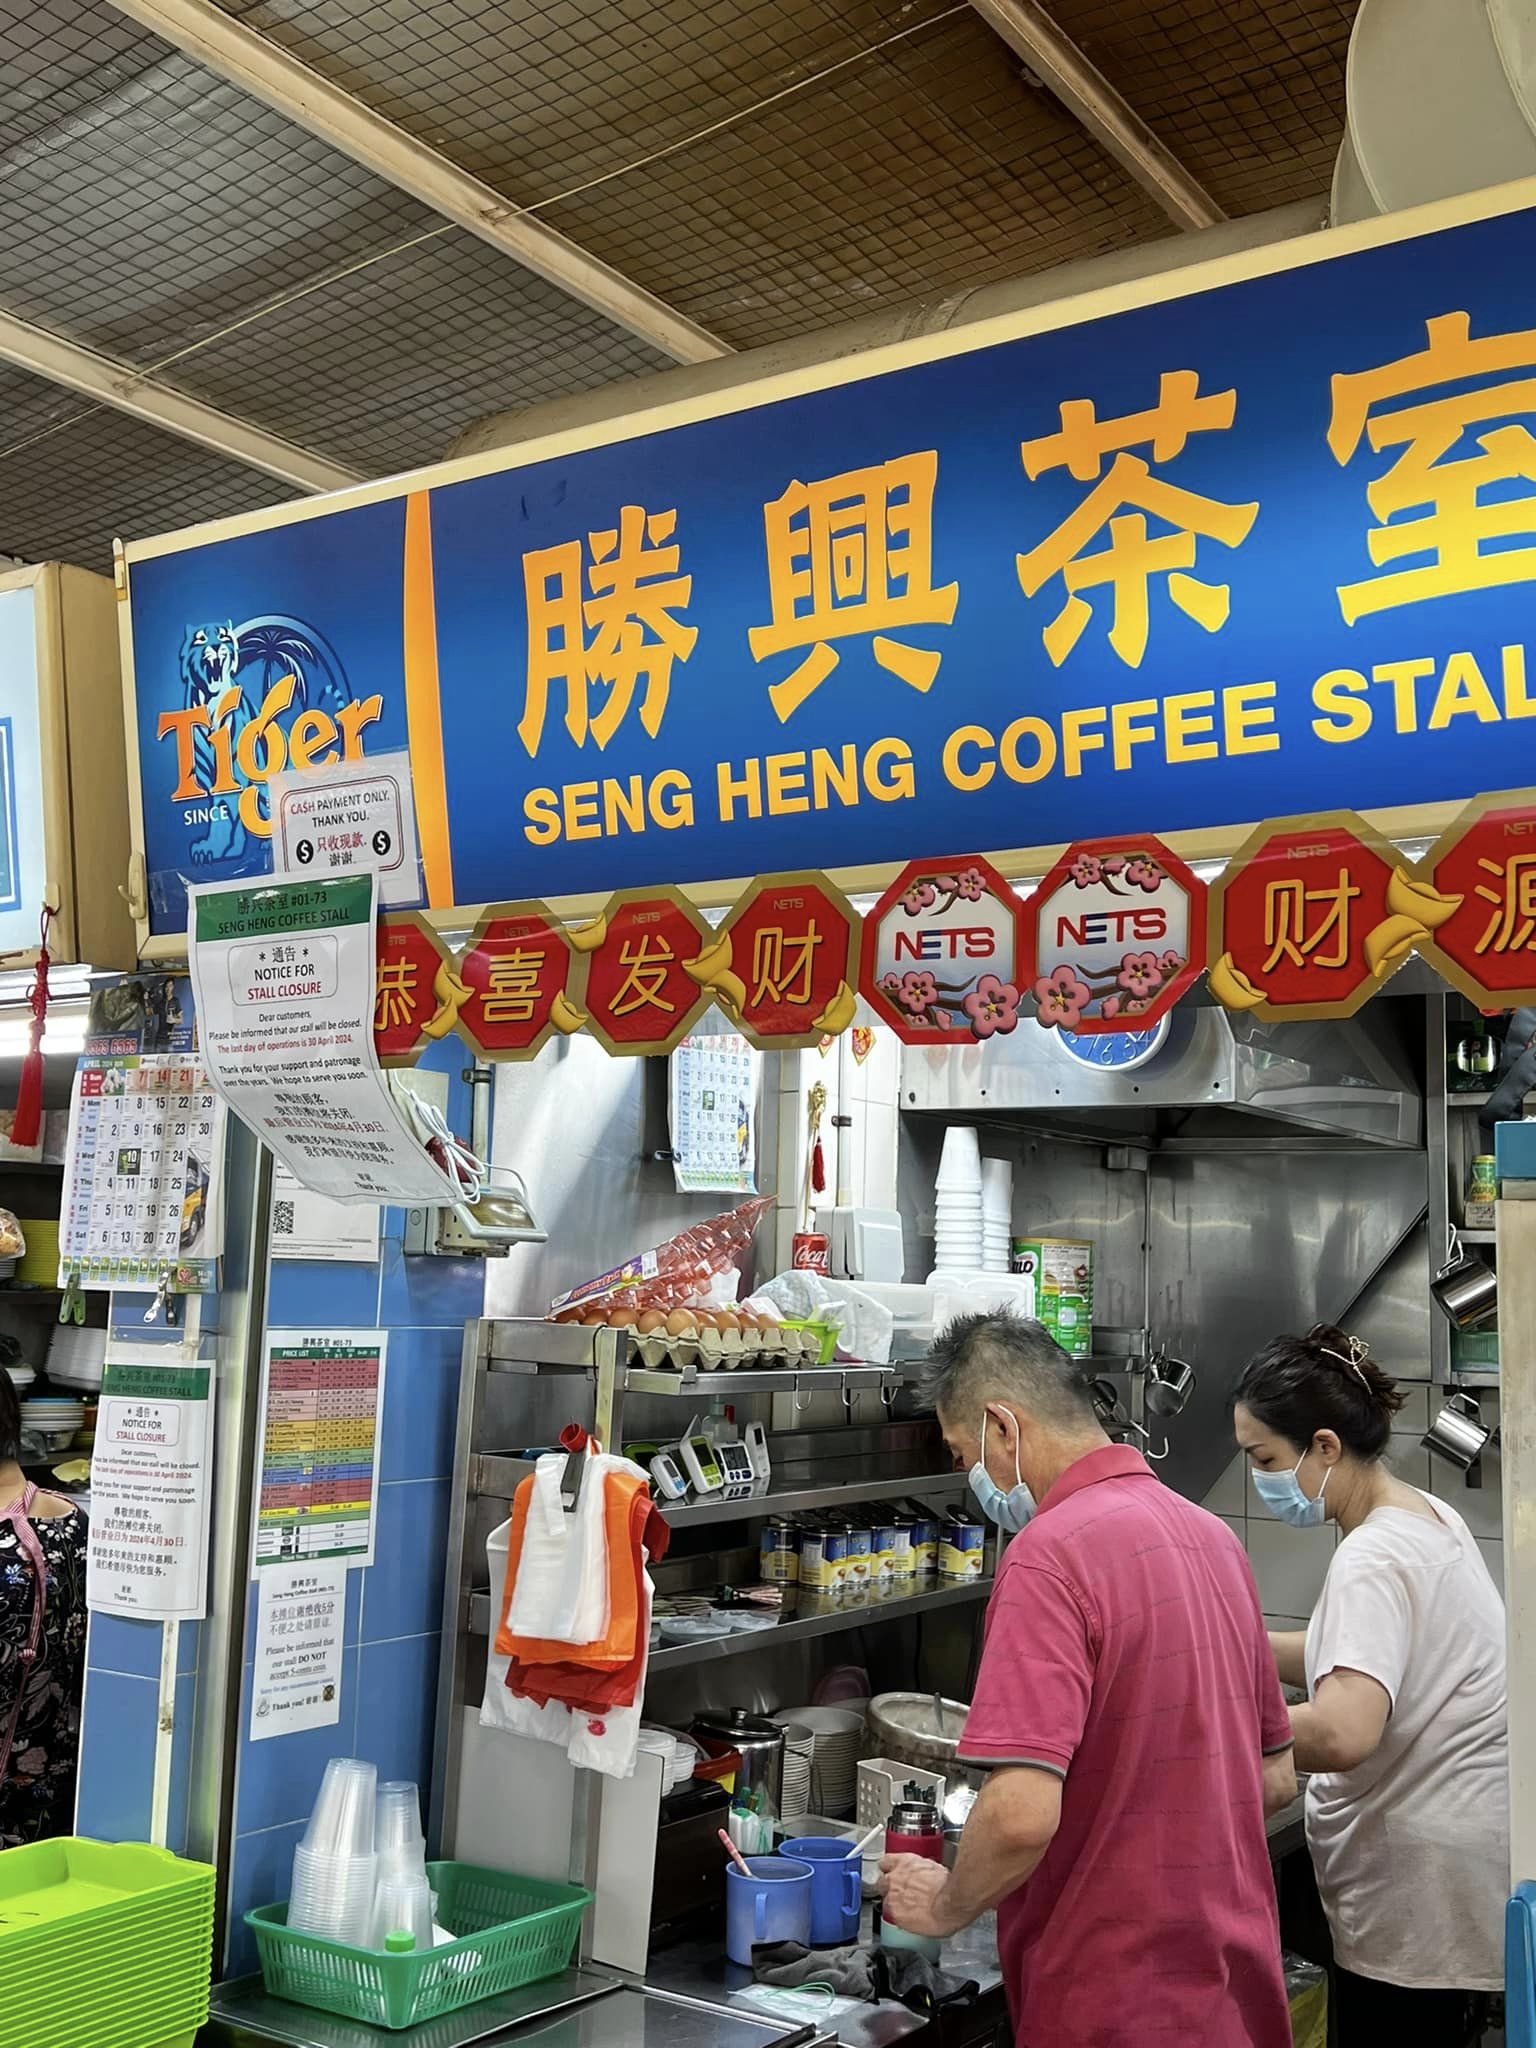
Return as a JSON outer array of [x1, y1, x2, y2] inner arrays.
[[607, 1306, 637, 1328], [579, 1309, 609, 1327], [665, 1308, 697, 1338], [636, 1309, 668, 1335], [715, 1312, 740, 1334]]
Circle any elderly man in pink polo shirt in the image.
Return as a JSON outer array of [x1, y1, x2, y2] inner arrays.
[[881, 1311, 1295, 2048]]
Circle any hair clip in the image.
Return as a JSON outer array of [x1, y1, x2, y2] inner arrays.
[[1320, 1333, 1371, 1389]]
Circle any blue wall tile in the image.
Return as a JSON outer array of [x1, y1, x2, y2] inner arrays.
[[378, 1326, 462, 1482], [75, 1671, 158, 1841], [360, 1481, 451, 1643], [235, 1647, 361, 1833], [228, 1821, 307, 1977], [165, 1670, 198, 1859], [267, 1257, 381, 1330], [377, 1237, 485, 1330], [355, 1634, 440, 1792], [87, 1612, 163, 1680]]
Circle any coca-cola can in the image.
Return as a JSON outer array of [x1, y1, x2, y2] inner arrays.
[[792, 1230, 830, 1274]]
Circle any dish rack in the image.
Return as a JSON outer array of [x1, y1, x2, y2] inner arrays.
[[856, 1758, 946, 1830]]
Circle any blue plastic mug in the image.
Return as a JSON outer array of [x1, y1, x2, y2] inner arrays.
[[724, 1856, 813, 1965], [778, 1836, 862, 1946]]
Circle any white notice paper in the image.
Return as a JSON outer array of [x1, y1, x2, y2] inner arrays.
[[86, 1357, 215, 1620], [188, 872, 454, 1204], [271, 1159, 381, 1264], [270, 748, 422, 908], [251, 1560, 347, 1741]]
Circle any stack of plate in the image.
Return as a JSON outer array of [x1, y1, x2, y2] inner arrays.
[[773, 1706, 864, 1818], [778, 1721, 816, 1822], [47, 1324, 107, 1392], [19, 1399, 84, 1450]]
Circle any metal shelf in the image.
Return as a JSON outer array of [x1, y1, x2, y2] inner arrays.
[[1459, 1229, 1497, 1244], [466, 1572, 992, 1660], [658, 1462, 967, 1528], [624, 1364, 892, 1396], [480, 1316, 893, 1395]]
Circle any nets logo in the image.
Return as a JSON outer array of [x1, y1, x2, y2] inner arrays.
[[892, 927, 998, 962], [1053, 907, 1168, 947]]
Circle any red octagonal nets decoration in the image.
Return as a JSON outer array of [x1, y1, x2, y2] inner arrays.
[[697, 872, 859, 1050], [578, 888, 715, 1058], [373, 912, 463, 1068], [1210, 812, 1415, 1022], [457, 901, 581, 1060], [1026, 835, 1206, 1035], [1418, 788, 1536, 1008]]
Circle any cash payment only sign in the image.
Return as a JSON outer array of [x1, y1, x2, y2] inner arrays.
[[123, 184, 1536, 935]]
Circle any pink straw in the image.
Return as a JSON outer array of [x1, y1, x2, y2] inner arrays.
[[717, 1827, 753, 1878]]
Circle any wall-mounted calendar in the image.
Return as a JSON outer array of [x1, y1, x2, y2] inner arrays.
[[58, 973, 226, 1291]]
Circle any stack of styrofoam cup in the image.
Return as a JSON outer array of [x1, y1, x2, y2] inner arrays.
[[932, 1125, 983, 1273], [288, 1757, 378, 1945], [981, 1158, 1013, 1274]]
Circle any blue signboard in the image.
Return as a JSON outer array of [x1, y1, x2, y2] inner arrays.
[[125, 191, 1536, 936]]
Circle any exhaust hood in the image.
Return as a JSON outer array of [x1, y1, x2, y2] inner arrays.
[[899, 1002, 1420, 1151]]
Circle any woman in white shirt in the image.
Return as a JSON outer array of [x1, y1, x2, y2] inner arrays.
[[1233, 1323, 1507, 2044]]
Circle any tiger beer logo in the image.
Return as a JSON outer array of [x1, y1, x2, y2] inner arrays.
[[156, 616, 381, 866]]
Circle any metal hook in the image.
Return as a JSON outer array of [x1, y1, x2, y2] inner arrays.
[[841, 1379, 854, 1421], [880, 1382, 897, 1416], [794, 1382, 812, 1414], [1146, 1428, 1170, 1462]]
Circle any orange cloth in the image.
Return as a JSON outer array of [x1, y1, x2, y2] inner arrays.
[[494, 1463, 666, 1668]]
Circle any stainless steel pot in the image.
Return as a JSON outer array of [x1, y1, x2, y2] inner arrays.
[[1430, 1246, 1498, 1330], [1423, 1392, 1494, 1470], [690, 1711, 785, 1813]]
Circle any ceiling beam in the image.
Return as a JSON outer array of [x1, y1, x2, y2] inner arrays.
[[102, 0, 731, 366], [0, 306, 365, 492], [967, 0, 1226, 231]]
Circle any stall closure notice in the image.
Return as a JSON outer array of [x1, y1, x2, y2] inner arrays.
[[187, 872, 453, 1203], [126, 193, 1536, 930]]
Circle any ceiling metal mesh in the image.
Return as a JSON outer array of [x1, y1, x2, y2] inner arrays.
[[1052, 0, 1353, 216], [0, 363, 301, 569], [0, 0, 1353, 567]]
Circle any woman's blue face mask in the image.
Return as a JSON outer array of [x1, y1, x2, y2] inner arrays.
[[969, 1410, 1037, 1534], [1250, 1445, 1331, 1528]]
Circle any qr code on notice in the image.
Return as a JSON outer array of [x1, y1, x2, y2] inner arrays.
[[273, 1200, 295, 1237]]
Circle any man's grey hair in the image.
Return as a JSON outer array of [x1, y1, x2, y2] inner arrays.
[[924, 1310, 1097, 1431]]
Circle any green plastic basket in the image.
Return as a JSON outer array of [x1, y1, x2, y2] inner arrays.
[[247, 1860, 592, 2030]]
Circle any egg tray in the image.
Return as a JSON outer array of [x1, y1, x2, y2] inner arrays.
[[626, 1321, 836, 1373]]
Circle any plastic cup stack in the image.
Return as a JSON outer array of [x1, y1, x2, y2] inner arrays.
[[932, 1125, 983, 1273], [287, 1758, 378, 1946], [981, 1157, 1013, 1274], [371, 1871, 435, 1954]]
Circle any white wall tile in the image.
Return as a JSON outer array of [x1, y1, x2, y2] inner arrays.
[[1430, 1452, 1503, 1543], [1215, 1514, 1246, 1550], [1477, 1538, 1505, 1597], [1203, 1451, 1248, 1519], [862, 1109, 900, 1219], [1247, 1518, 1336, 1619]]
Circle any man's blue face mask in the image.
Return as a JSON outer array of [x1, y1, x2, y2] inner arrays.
[[968, 1409, 1037, 1535]]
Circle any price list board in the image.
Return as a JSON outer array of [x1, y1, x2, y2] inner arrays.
[[59, 1055, 224, 1289], [254, 1331, 387, 1569]]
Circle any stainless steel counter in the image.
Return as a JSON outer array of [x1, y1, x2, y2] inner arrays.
[[643, 1906, 1004, 2048], [205, 1972, 833, 2048], [206, 1802, 1308, 2048]]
